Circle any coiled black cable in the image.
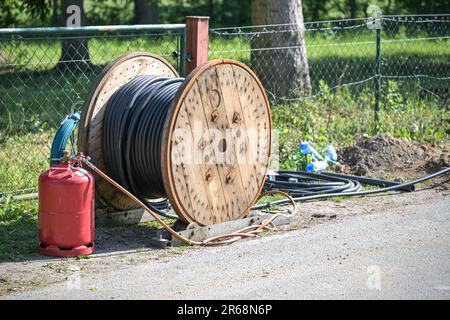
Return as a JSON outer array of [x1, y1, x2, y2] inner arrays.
[[103, 75, 184, 217], [254, 167, 450, 210], [263, 170, 415, 198], [264, 171, 362, 197]]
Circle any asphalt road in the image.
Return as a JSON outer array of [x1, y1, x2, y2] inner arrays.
[[5, 192, 450, 300]]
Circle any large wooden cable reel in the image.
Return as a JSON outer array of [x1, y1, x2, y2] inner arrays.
[[79, 52, 272, 226]]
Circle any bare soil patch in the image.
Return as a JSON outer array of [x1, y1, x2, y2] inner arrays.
[[337, 134, 450, 182]]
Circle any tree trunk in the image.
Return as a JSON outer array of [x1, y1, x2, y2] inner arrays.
[[251, 0, 311, 98], [311, 2, 320, 21], [51, 0, 59, 26], [385, 0, 392, 15], [349, 0, 358, 19], [425, 0, 434, 14], [208, 0, 214, 19], [58, 0, 90, 71], [133, 0, 159, 24]]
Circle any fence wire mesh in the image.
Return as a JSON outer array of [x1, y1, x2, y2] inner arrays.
[[0, 28, 183, 194], [210, 14, 449, 103]]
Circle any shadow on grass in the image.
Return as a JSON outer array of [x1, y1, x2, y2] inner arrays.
[[0, 210, 39, 262]]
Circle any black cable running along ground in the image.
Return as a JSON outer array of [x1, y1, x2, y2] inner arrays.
[[263, 170, 415, 198], [103, 75, 184, 218], [254, 167, 450, 210]]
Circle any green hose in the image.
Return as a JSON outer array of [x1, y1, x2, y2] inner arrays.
[[50, 112, 81, 165]]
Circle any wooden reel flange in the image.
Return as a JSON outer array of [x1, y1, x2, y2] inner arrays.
[[79, 53, 272, 226], [78, 52, 178, 210]]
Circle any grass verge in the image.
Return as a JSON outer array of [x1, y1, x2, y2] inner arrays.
[[0, 198, 38, 262]]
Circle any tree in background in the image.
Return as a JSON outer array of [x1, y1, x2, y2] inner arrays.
[[251, 0, 311, 97], [303, 0, 328, 21], [58, 0, 90, 70], [3, 0, 90, 70], [0, 0, 19, 27], [133, 0, 159, 24]]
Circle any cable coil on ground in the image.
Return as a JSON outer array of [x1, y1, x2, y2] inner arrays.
[[254, 168, 449, 210]]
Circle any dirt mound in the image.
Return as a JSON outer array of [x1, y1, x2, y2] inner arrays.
[[337, 133, 449, 179]]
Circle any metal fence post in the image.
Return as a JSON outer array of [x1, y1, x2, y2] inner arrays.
[[185, 16, 210, 75], [179, 27, 187, 76], [374, 10, 382, 127]]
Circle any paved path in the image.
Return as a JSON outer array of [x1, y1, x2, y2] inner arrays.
[[5, 193, 450, 299]]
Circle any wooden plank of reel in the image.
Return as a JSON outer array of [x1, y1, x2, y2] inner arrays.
[[79, 53, 272, 226]]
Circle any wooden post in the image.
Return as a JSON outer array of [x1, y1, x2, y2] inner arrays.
[[185, 16, 209, 74]]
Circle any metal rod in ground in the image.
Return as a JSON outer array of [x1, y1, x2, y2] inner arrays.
[[374, 10, 382, 128]]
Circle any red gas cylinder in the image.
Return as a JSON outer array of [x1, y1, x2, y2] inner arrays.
[[38, 162, 95, 257]]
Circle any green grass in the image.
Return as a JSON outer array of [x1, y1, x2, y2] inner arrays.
[[0, 197, 38, 262], [0, 35, 179, 72], [209, 31, 450, 90], [209, 31, 450, 60], [137, 218, 177, 230], [0, 132, 53, 192]]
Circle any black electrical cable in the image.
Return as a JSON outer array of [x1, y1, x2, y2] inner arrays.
[[254, 167, 450, 210], [321, 171, 415, 192], [264, 171, 362, 197], [263, 170, 415, 197], [103, 75, 184, 218]]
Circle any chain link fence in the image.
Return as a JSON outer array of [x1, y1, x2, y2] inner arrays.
[[0, 26, 184, 195], [1, 15, 449, 194], [381, 15, 449, 101], [209, 14, 449, 103]]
